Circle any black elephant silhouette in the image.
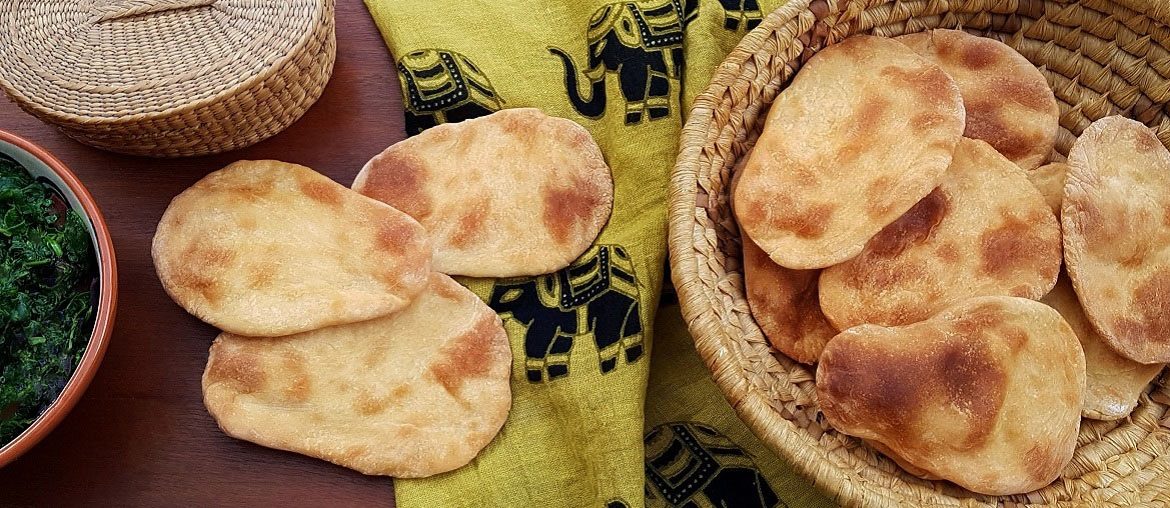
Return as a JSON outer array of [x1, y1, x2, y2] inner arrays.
[[719, 0, 762, 31], [645, 423, 785, 508], [396, 49, 502, 135], [488, 245, 643, 383], [550, 0, 698, 124]]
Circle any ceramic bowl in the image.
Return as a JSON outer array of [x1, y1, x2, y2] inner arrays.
[[0, 129, 117, 467]]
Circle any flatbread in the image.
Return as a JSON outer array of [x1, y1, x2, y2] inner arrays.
[[1065, 116, 1170, 364], [897, 29, 1059, 170], [742, 235, 835, 364], [734, 35, 964, 269], [153, 160, 431, 337], [1028, 162, 1068, 216], [354, 108, 613, 277], [817, 296, 1084, 496], [1042, 275, 1163, 420], [819, 138, 1061, 329], [203, 273, 512, 478]]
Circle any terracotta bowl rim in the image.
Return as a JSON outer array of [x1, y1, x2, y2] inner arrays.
[[0, 129, 118, 468]]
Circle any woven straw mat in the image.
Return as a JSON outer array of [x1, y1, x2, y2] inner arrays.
[[0, 0, 335, 157], [670, 0, 1170, 506]]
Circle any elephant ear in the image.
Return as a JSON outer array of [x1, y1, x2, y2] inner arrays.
[[609, 4, 645, 49]]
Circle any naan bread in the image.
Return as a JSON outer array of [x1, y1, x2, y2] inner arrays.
[[1042, 276, 1163, 420], [354, 108, 613, 277], [734, 35, 964, 269], [203, 273, 512, 477], [817, 296, 1084, 496], [897, 29, 1059, 170], [153, 160, 431, 337], [1064, 116, 1170, 364], [742, 235, 835, 364], [1028, 162, 1069, 216], [819, 138, 1061, 329]]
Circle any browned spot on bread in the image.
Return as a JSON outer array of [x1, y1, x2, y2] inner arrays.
[[374, 220, 415, 257], [868, 188, 949, 258], [773, 202, 836, 239], [246, 262, 277, 290], [953, 300, 1004, 336], [391, 384, 411, 398], [822, 341, 925, 429], [363, 347, 386, 369], [298, 178, 344, 209], [174, 244, 237, 304], [360, 154, 433, 220], [239, 216, 258, 230], [960, 39, 1000, 70], [449, 210, 485, 248], [1135, 128, 1163, 153], [541, 177, 604, 246], [881, 65, 954, 107], [1023, 441, 1063, 483], [936, 241, 961, 263], [281, 351, 310, 402], [1112, 270, 1170, 351], [208, 345, 266, 393], [428, 315, 501, 395], [979, 214, 1049, 277], [935, 338, 1003, 448], [354, 389, 392, 416], [964, 102, 1029, 161], [285, 375, 310, 402], [1001, 78, 1056, 112]]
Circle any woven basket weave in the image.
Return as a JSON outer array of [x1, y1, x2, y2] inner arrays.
[[670, 0, 1170, 505], [0, 0, 335, 157]]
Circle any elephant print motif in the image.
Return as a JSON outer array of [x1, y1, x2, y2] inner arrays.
[[645, 423, 785, 508], [550, 0, 699, 124], [396, 49, 503, 136], [488, 245, 644, 383], [718, 0, 762, 31]]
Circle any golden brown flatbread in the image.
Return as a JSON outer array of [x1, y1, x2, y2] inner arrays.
[[742, 235, 835, 364], [153, 160, 431, 337], [1042, 275, 1163, 420], [203, 273, 512, 478], [734, 35, 964, 269], [819, 138, 1061, 329], [817, 296, 1084, 496], [354, 108, 613, 277], [1064, 115, 1170, 364], [897, 29, 1059, 170], [1028, 162, 1068, 216]]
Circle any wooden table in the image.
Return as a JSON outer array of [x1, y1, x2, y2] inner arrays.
[[0, 3, 405, 506]]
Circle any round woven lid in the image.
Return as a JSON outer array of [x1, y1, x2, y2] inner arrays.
[[0, 0, 329, 122]]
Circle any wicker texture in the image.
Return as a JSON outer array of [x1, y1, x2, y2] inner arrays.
[[670, 0, 1170, 506], [0, 0, 335, 157]]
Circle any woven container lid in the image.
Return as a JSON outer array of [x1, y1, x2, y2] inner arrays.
[[0, 0, 335, 157]]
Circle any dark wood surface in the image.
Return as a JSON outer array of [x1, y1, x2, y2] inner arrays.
[[0, 3, 405, 506]]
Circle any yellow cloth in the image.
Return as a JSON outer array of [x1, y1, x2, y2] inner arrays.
[[363, 1, 833, 506]]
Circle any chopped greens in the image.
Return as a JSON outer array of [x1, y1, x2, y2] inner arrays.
[[0, 153, 96, 445]]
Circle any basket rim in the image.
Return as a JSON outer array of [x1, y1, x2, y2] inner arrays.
[[0, 0, 334, 125], [669, 0, 851, 501]]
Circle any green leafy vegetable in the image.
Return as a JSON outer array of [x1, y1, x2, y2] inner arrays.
[[0, 154, 96, 445]]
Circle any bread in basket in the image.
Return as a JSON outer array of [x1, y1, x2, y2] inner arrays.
[[669, 0, 1170, 505]]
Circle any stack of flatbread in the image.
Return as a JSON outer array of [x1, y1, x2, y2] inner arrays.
[[736, 30, 1169, 495], [153, 108, 613, 477]]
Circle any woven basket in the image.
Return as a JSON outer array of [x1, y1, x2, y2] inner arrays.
[[670, 0, 1170, 505], [0, 0, 336, 157]]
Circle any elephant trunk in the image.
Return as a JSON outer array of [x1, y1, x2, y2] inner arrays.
[[550, 48, 606, 119]]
